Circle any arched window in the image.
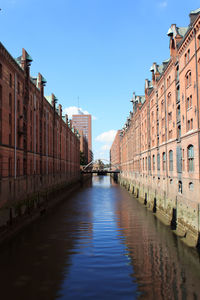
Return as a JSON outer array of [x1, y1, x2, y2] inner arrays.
[[163, 152, 166, 171], [185, 70, 191, 88], [188, 145, 194, 172], [152, 155, 155, 171], [189, 182, 194, 191], [169, 150, 173, 171], [167, 92, 171, 105], [178, 181, 182, 194], [157, 153, 160, 171]]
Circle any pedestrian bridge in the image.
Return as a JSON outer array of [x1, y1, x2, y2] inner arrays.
[[81, 159, 120, 175]]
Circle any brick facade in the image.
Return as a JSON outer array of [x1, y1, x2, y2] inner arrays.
[[110, 130, 121, 170], [0, 43, 80, 207], [111, 9, 200, 243]]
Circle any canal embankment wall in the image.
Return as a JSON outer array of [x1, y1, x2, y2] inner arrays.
[[119, 173, 200, 249], [0, 173, 91, 245]]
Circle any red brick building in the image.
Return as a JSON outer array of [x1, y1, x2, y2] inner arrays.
[[72, 114, 92, 163], [110, 130, 121, 170], [0, 43, 80, 207], [112, 9, 200, 243]]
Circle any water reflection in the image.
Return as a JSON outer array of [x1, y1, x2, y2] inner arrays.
[[0, 176, 199, 300], [114, 180, 200, 299], [0, 185, 94, 300]]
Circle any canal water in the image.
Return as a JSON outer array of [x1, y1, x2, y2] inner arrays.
[[0, 176, 200, 300]]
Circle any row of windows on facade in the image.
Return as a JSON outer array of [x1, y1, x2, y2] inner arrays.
[[142, 145, 194, 173], [0, 63, 23, 95], [0, 157, 79, 178]]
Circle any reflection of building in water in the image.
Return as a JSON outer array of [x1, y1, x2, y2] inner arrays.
[[0, 189, 93, 300], [114, 191, 200, 299]]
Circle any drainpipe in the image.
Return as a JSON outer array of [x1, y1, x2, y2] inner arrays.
[[14, 73, 17, 179], [194, 28, 200, 178], [164, 76, 168, 179]]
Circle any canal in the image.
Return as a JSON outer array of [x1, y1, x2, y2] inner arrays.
[[0, 176, 200, 299]]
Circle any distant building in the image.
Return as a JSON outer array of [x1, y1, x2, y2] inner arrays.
[[72, 114, 92, 163]]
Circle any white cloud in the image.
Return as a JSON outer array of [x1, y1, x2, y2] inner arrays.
[[95, 130, 117, 143], [63, 106, 97, 120], [158, 1, 167, 8], [94, 129, 118, 161], [101, 144, 111, 151]]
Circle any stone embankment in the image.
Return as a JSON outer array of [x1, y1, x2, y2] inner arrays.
[[0, 173, 91, 245], [119, 175, 200, 250]]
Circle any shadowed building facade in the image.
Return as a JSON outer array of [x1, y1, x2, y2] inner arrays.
[[0, 43, 80, 209]]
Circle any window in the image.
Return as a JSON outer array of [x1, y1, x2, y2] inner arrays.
[[187, 120, 190, 131], [0, 63, 2, 79], [169, 130, 172, 139], [188, 49, 190, 61], [9, 157, 12, 176], [189, 95, 192, 107], [186, 71, 191, 87], [162, 117, 165, 128], [157, 153, 160, 171], [187, 97, 190, 109], [9, 74, 12, 88], [152, 155, 155, 171], [161, 100, 164, 112], [9, 93, 12, 108], [191, 118, 193, 129], [178, 181, 182, 194], [189, 182, 194, 191], [0, 156, 2, 178], [168, 112, 172, 122], [176, 86, 180, 102], [168, 92, 171, 105], [0, 85, 2, 143], [185, 53, 187, 65], [163, 152, 166, 171], [176, 65, 179, 81], [17, 159, 20, 176], [148, 156, 151, 171], [169, 150, 173, 171], [188, 145, 194, 172], [178, 125, 181, 139], [18, 82, 20, 95]]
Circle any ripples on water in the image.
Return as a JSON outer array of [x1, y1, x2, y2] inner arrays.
[[0, 175, 199, 300]]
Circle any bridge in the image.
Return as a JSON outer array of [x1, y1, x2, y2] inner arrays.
[[81, 159, 120, 175]]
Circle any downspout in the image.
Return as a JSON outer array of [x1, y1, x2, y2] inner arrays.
[[14, 73, 17, 179], [194, 28, 200, 178]]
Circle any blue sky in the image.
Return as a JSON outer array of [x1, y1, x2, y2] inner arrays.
[[0, 0, 199, 160]]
